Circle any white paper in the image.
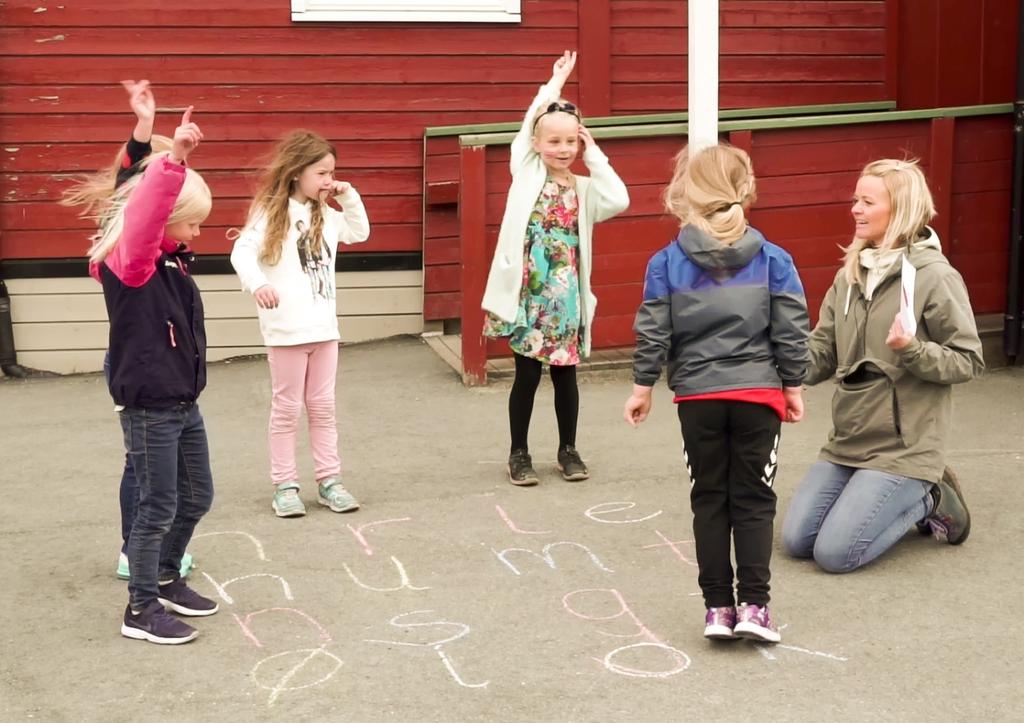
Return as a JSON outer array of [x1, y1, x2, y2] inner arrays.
[[900, 255, 917, 336]]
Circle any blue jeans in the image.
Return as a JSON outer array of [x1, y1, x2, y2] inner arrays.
[[118, 459, 136, 552], [119, 403, 214, 609], [781, 460, 933, 573], [104, 351, 138, 551]]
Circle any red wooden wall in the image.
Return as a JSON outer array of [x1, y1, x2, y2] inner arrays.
[[898, 0, 1020, 109], [0, 0, 898, 264], [949, 116, 1014, 313], [454, 112, 1014, 381], [0, 0, 580, 261], [607, 0, 890, 114], [0, 0, 1016, 369]]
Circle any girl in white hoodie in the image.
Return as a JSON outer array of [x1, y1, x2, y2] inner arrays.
[[482, 51, 630, 486], [231, 131, 370, 518]]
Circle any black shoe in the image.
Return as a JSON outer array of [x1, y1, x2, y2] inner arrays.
[[157, 577, 220, 617], [924, 467, 971, 545], [557, 445, 589, 482], [508, 449, 539, 486]]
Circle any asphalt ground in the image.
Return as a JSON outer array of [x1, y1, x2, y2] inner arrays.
[[2, 337, 1022, 722]]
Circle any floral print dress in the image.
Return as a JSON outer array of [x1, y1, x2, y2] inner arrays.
[[484, 178, 582, 366]]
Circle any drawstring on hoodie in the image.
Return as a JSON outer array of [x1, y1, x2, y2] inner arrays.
[[844, 227, 940, 319]]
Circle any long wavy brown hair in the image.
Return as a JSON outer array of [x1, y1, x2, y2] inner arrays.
[[238, 130, 337, 265]]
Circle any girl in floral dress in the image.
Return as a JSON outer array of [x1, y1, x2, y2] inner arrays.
[[481, 51, 630, 486]]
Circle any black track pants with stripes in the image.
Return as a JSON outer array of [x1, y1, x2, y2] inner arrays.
[[677, 399, 781, 608]]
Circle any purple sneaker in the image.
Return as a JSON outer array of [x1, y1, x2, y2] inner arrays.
[[157, 577, 219, 617], [734, 603, 781, 643], [121, 602, 198, 645], [704, 606, 738, 640]]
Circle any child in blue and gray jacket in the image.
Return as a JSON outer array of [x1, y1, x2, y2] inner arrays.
[[623, 143, 809, 644]]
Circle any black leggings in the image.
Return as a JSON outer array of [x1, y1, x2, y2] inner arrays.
[[508, 353, 579, 453]]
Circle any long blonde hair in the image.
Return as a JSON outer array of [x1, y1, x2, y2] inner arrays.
[[87, 152, 212, 264], [842, 158, 936, 284], [234, 130, 337, 265], [664, 143, 757, 245], [61, 135, 174, 222]]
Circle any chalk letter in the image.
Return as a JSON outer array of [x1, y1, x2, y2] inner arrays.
[[585, 501, 663, 525], [492, 541, 614, 576], [342, 555, 429, 592]]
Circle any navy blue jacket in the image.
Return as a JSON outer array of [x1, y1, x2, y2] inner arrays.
[[92, 157, 208, 408]]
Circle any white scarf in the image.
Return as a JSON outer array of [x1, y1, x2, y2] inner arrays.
[[842, 229, 944, 316], [858, 246, 904, 301]]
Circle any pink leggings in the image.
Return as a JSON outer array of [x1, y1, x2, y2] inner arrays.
[[267, 341, 341, 485]]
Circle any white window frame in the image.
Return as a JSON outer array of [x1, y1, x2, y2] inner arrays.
[[291, 0, 521, 23]]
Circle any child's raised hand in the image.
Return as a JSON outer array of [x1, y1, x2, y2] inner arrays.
[[253, 283, 280, 309], [170, 106, 203, 164], [623, 385, 654, 428], [577, 125, 596, 150], [121, 79, 155, 122], [552, 50, 577, 82]]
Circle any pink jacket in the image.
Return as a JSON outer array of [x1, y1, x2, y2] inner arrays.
[[89, 156, 188, 286]]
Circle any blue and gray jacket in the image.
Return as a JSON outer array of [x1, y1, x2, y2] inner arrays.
[[632, 224, 809, 395]]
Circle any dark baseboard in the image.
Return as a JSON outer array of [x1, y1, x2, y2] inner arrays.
[[0, 252, 423, 279]]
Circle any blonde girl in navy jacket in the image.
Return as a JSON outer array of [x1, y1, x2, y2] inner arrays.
[[63, 79, 196, 583], [90, 108, 219, 645]]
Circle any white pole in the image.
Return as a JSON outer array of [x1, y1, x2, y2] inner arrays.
[[688, 0, 720, 153]]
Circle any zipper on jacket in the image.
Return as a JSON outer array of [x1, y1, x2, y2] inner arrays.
[[167, 320, 177, 348]]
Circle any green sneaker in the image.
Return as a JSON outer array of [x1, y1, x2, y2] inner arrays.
[[272, 483, 306, 518], [317, 477, 359, 513], [925, 467, 971, 545], [116, 551, 196, 580]]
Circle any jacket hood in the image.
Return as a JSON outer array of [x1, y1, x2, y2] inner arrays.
[[676, 223, 765, 271], [862, 226, 946, 285], [843, 226, 949, 316]]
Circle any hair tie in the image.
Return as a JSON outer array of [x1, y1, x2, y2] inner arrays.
[[708, 201, 743, 216]]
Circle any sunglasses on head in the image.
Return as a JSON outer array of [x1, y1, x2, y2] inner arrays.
[[533, 102, 580, 130]]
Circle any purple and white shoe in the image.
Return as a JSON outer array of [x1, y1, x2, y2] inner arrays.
[[157, 577, 219, 617], [734, 603, 781, 643], [703, 606, 738, 640], [121, 602, 198, 645]]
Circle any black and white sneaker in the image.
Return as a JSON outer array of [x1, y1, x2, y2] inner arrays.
[[557, 445, 589, 482], [508, 449, 540, 486]]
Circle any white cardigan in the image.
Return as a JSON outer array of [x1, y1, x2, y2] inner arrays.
[[481, 81, 630, 357], [230, 189, 370, 347]]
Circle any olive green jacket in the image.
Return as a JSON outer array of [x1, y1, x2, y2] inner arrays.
[[806, 231, 984, 483]]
